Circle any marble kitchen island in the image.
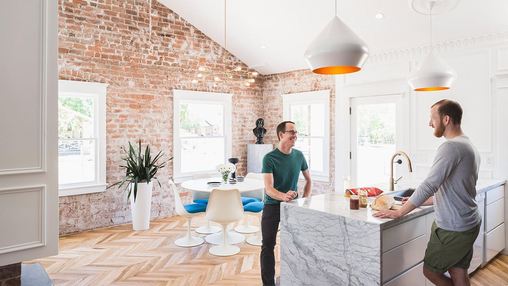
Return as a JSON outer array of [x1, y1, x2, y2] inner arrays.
[[280, 180, 506, 286]]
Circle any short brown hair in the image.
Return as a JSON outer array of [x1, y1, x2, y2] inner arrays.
[[431, 99, 463, 125], [276, 121, 295, 141]]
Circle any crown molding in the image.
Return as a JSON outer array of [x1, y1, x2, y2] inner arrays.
[[368, 31, 508, 63]]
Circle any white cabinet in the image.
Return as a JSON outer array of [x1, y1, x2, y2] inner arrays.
[[485, 223, 505, 263], [382, 213, 434, 285], [482, 185, 505, 266], [470, 193, 485, 273]]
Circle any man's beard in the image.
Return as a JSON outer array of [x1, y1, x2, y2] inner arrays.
[[433, 121, 445, 137]]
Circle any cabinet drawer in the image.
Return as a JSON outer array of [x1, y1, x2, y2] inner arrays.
[[485, 198, 504, 232], [382, 235, 427, 283], [384, 262, 425, 286], [486, 185, 505, 205], [382, 215, 426, 252], [485, 223, 505, 264]]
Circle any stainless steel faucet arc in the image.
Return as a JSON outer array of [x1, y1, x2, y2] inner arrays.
[[389, 151, 413, 191]]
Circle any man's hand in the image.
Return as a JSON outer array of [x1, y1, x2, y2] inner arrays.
[[401, 197, 409, 204], [280, 192, 295, 202], [372, 209, 402, 219], [287, 190, 298, 199]]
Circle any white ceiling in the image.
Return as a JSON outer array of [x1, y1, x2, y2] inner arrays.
[[158, 0, 508, 75]]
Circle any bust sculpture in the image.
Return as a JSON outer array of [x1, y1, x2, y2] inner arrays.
[[252, 118, 267, 144]]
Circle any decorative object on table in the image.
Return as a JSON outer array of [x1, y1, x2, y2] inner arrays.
[[228, 157, 239, 179], [229, 178, 237, 184], [207, 181, 222, 187], [345, 187, 383, 197], [216, 163, 236, 183], [109, 140, 168, 231], [371, 195, 396, 211], [247, 144, 273, 173], [236, 176, 244, 182], [252, 118, 267, 144]]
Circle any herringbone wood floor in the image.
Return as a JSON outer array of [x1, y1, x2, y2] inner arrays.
[[30, 215, 507, 285]]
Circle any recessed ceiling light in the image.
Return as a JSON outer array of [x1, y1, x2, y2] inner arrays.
[[375, 12, 384, 19], [260, 45, 267, 49]]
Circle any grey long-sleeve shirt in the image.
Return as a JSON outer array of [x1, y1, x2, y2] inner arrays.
[[409, 135, 481, 232]]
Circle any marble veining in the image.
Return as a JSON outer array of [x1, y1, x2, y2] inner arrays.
[[281, 204, 381, 286]]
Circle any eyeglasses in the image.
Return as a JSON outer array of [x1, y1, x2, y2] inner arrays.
[[283, 130, 298, 135]]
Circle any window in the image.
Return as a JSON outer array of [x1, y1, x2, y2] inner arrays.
[[282, 90, 330, 181], [173, 90, 232, 181], [58, 80, 107, 196]]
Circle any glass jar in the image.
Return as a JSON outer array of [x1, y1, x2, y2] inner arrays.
[[350, 195, 360, 210], [359, 189, 368, 208]]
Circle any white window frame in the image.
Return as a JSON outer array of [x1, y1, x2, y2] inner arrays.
[[58, 80, 107, 196], [173, 90, 232, 183], [282, 90, 330, 182]]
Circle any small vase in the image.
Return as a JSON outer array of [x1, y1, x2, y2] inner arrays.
[[222, 172, 229, 184]]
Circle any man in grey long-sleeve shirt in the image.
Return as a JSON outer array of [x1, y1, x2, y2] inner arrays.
[[374, 99, 481, 286]]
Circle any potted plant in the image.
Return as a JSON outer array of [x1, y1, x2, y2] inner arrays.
[[110, 140, 167, 230]]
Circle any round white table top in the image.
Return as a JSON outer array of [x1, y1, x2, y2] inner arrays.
[[180, 177, 264, 193]]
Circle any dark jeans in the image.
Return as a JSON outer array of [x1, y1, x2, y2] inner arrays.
[[260, 204, 280, 286]]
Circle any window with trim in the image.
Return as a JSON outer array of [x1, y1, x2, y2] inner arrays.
[[173, 90, 232, 181], [283, 90, 330, 182], [58, 80, 107, 196]]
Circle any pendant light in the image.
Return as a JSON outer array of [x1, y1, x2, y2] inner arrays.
[[304, 0, 369, 75], [408, 0, 457, 91]]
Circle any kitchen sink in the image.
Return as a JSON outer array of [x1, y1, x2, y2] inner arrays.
[[386, 188, 416, 201]]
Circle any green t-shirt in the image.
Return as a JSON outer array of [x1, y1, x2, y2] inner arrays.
[[261, 148, 308, 205]]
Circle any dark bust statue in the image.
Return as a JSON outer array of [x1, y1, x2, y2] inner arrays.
[[252, 118, 267, 144]]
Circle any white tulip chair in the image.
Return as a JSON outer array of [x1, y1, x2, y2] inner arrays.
[[170, 181, 206, 247], [206, 189, 244, 256]]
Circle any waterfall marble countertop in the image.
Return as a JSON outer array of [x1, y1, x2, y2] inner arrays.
[[284, 179, 506, 230]]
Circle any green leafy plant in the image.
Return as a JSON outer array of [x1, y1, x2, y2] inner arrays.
[[109, 140, 169, 202]]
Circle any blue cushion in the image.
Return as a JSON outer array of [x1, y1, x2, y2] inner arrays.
[[193, 199, 209, 205], [241, 196, 261, 205], [184, 203, 207, 213], [244, 201, 264, 213]]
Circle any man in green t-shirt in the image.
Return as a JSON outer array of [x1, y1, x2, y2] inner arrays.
[[260, 120, 312, 286]]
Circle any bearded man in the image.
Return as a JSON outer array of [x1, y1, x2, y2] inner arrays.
[[374, 99, 481, 286]]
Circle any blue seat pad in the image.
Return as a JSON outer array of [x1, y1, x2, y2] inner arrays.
[[184, 203, 207, 213], [243, 201, 264, 212], [194, 197, 261, 206]]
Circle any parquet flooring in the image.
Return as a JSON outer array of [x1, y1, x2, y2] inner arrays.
[[29, 215, 507, 285]]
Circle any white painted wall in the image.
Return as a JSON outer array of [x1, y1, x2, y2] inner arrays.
[[335, 35, 508, 190]]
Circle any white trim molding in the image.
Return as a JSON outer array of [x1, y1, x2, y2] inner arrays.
[[282, 90, 331, 182], [173, 89, 233, 183]]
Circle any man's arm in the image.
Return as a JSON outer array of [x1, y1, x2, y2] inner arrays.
[[263, 173, 294, 202], [301, 169, 312, 198]]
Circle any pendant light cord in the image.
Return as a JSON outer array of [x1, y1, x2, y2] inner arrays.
[[224, 0, 227, 49], [429, 2, 434, 50]]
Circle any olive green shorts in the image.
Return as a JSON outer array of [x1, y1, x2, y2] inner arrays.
[[424, 221, 481, 273]]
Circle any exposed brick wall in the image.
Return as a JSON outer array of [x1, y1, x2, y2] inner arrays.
[[261, 71, 336, 195], [58, 0, 263, 234]]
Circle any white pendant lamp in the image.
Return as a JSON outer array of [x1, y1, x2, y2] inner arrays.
[[304, 0, 369, 75], [408, 0, 458, 91]]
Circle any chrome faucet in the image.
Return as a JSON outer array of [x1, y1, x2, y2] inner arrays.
[[389, 151, 413, 191]]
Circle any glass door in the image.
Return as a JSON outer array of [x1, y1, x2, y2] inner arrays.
[[350, 95, 401, 187]]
